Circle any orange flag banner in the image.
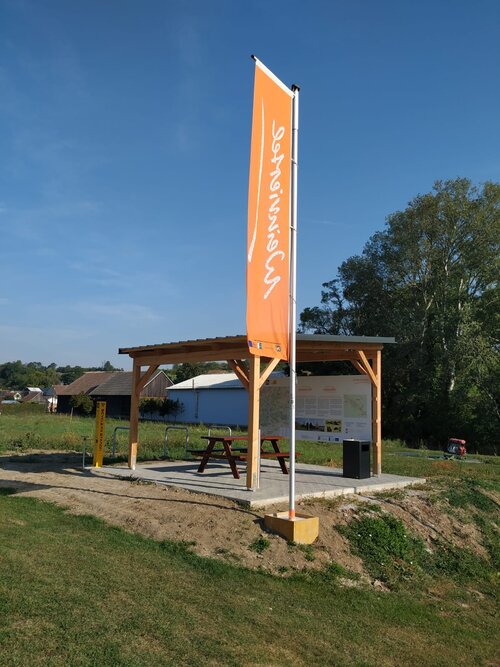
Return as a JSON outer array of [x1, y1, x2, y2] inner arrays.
[[247, 59, 293, 361]]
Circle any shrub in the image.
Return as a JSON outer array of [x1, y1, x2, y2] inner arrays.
[[249, 536, 270, 554], [140, 398, 163, 416], [163, 398, 184, 420], [139, 398, 184, 419], [70, 392, 93, 416]]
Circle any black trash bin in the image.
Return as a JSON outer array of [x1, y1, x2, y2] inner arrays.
[[343, 439, 371, 479]]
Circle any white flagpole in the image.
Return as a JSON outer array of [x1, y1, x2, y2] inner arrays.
[[289, 84, 299, 520]]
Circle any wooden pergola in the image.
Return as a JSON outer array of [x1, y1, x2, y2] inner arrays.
[[119, 334, 394, 489]]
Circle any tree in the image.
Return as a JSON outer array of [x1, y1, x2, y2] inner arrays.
[[139, 397, 184, 420], [57, 365, 85, 385], [139, 398, 163, 416], [100, 361, 122, 371], [0, 361, 30, 389], [0, 360, 123, 390], [300, 179, 500, 453], [0, 360, 60, 389], [70, 392, 94, 416], [171, 362, 230, 383], [161, 398, 184, 420]]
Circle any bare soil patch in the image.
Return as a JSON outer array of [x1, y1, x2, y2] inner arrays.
[[0, 452, 491, 578]]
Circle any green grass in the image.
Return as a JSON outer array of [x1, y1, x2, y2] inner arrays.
[[439, 478, 499, 513], [1, 492, 499, 667], [1, 413, 498, 485], [340, 510, 497, 589], [339, 474, 500, 592], [1, 413, 499, 664], [249, 535, 271, 554], [380, 442, 500, 484], [436, 477, 500, 572], [287, 541, 317, 562], [0, 412, 246, 462], [340, 513, 428, 587]]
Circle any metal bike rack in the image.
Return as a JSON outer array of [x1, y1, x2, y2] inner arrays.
[[82, 436, 89, 469], [163, 426, 189, 457], [207, 425, 232, 437], [112, 426, 130, 458]]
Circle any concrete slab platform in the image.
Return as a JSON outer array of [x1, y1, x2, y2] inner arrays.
[[98, 459, 424, 508]]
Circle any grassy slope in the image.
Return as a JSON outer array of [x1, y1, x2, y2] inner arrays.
[[1, 412, 498, 665], [0, 491, 498, 667]]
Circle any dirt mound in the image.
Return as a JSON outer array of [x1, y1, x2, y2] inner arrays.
[[0, 452, 492, 578]]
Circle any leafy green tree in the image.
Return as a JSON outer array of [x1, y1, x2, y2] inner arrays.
[[300, 178, 500, 453], [0, 360, 123, 390], [57, 365, 85, 385], [172, 362, 230, 383], [0, 360, 60, 389], [70, 392, 94, 416], [99, 361, 122, 371], [139, 397, 184, 420], [0, 361, 30, 389], [139, 398, 163, 416], [160, 398, 184, 420]]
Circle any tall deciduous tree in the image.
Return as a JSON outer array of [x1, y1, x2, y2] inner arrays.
[[300, 179, 500, 453]]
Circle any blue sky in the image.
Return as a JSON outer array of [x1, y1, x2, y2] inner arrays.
[[1, 0, 499, 367]]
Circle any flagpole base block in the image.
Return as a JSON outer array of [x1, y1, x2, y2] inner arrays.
[[264, 511, 319, 544]]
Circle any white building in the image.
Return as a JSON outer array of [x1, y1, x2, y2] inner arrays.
[[168, 374, 248, 427]]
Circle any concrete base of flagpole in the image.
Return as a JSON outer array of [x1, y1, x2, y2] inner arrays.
[[264, 511, 319, 544]]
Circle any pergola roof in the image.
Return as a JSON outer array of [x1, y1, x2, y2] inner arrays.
[[119, 334, 395, 365]]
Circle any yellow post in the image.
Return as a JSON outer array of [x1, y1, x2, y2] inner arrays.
[[93, 401, 106, 467], [247, 355, 260, 490]]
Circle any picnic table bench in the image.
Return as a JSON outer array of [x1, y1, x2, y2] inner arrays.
[[187, 435, 298, 479]]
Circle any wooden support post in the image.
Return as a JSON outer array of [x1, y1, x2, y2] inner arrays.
[[128, 360, 141, 470], [371, 349, 382, 475], [247, 355, 260, 490]]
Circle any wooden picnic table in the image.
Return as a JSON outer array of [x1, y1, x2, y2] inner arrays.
[[189, 435, 293, 480]]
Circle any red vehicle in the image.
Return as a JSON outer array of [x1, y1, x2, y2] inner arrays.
[[447, 437, 467, 457]]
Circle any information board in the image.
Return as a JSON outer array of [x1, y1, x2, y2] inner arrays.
[[260, 376, 372, 442]]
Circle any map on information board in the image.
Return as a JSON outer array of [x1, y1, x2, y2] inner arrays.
[[344, 394, 368, 418], [261, 376, 372, 443]]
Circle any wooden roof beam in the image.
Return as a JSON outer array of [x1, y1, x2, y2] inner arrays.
[[297, 340, 383, 350], [136, 364, 160, 394], [356, 350, 377, 386], [297, 352, 364, 363], [350, 359, 367, 375], [258, 357, 281, 389], [228, 360, 249, 390], [131, 348, 249, 366]]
